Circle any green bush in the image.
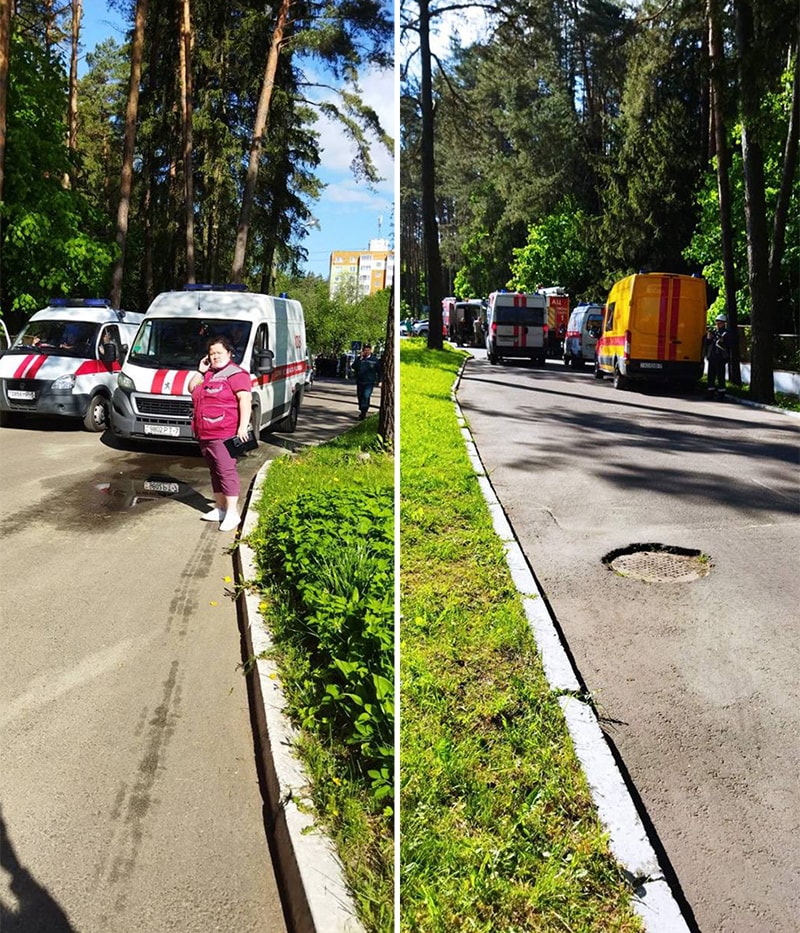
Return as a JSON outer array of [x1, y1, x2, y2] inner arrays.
[[255, 487, 394, 801]]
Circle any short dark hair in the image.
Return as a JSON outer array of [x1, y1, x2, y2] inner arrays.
[[207, 336, 235, 354]]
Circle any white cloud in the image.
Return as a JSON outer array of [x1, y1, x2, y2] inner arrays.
[[304, 64, 395, 184]]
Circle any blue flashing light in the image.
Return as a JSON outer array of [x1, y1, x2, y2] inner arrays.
[[48, 297, 111, 308], [183, 283, 248, 292], [279, 292, 288, 298]]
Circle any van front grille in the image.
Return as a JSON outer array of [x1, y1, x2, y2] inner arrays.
[[133, 395, 192, 418]]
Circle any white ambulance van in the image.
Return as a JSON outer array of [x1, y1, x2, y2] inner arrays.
[[562, 303, 604, 368], [486, 291, 548, 365], [0, 299, 143, 431], [110, 285, 307, 443]]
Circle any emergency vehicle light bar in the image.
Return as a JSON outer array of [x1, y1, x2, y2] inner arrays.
[[183, 284, 248, 292], [49, 297, 112, 307]]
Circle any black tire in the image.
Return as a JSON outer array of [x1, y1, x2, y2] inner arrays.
[[83, 393, 110, 432], [488, 347, 498, 365], [613, 363, 628, 390], [276, 394, 299, 433], [563, 354, 571, 367], [594, 359, 604, 379]]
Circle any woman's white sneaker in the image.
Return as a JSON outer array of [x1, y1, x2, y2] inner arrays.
[[201, 508, 224, 522], [219, 511, 241, 532]]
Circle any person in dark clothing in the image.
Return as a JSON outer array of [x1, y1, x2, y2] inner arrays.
[[704, 313, 734, 400], [351, 344, 381, 419]]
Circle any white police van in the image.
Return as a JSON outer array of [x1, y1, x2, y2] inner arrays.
[[0, 299, 143, 430], [110, 285, 307, 443]]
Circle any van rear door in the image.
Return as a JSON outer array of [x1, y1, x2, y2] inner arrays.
[[631, 276, 705, 365], [494, 301, 545, 350]]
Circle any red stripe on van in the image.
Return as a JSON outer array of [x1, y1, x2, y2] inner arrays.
[[171, 370, 191, 395], [657, 278, 669, 359], [15, 354, 48, 379], [75, 360, 121, 375], [252, 360, 307, 387], [669, 278, 681, 360], [151, 370, 168, 394], [13, 355, 34, 378]]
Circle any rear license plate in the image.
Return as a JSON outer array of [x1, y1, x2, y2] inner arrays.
[[8, 390, 35, 400], [640, 362, 663, 369], [144, 424, 180, 437], [143, 480, 180, 494]]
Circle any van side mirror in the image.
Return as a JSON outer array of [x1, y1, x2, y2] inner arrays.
[[256, 348, 274, 374]]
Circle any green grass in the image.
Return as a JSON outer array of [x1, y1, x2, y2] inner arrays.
[[246, 418, 394, 933], [400, 342, 644, 932]]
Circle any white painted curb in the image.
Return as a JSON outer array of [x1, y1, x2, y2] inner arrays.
[[235, 464, 365, 933], [452, 359, 692, 933]]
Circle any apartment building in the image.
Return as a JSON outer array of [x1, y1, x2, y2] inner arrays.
[[329, 239, 395, 298]]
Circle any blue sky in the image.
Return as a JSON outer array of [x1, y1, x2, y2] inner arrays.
[[80, 0, 396, 280]]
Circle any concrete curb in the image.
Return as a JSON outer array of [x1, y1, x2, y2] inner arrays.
[[234, 463, 365, 933], [451, 358, 692, 933]]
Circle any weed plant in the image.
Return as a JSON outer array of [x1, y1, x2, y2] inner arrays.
[[247, 418, 394, 933], [400, 343, 643, 932]]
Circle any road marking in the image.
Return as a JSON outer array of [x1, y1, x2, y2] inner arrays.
[[0, 635, 153, 731]]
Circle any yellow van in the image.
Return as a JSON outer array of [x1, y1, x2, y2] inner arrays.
[[594, 273, 708, 389]]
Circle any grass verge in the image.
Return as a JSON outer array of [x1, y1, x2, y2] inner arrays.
[[400, 341, 644, 932], [699, 374, 800, 411], [246, 418, 394, 933]]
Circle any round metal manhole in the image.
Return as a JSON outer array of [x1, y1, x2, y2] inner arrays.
[[603, 543, 711, 583]]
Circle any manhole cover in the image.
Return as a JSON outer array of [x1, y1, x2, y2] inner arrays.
[[603, 544, 711, 583]]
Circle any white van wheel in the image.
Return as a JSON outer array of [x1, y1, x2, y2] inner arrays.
[[83, 394, 109, 432]]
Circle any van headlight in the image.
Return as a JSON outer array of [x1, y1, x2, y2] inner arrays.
[[51, 373, 76, 390], [117, 372, 135, 391]]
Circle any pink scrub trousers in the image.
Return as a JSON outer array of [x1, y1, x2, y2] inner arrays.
[[198, 438, 240, 497]]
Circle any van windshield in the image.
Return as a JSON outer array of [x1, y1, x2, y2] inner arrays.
[[128, 319, 252, 369], [494, 306, 545, 326], [9, 320, 100, 359]]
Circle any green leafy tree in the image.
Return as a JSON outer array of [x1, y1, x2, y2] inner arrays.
[[509, 201, 601, 300], [2, 31, 115, 324]]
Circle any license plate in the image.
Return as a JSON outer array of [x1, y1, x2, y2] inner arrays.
[[144, 424, 180, 437], [143, 480, 180, 494], [640, 362, 663, 369], [8, 390, 35, 400]]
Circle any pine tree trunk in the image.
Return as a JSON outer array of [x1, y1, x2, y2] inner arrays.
[[65, 0, 81, 189], [111, 0, 149, 309], [707, 0, 741, 384], [736, 0, 774, 404], [230, 0, 291, 283], [419, 0, 443, 350], [179, 0, 195, 283]]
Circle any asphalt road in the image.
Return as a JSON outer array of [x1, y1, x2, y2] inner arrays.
[[0, 377, 363, 932], [457, 350, 800, 933]]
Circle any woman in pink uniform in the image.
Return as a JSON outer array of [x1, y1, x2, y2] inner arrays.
[[188, 337, 252, 532]]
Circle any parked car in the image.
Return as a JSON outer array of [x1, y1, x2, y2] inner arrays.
[[412, 320, 429, 336]]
